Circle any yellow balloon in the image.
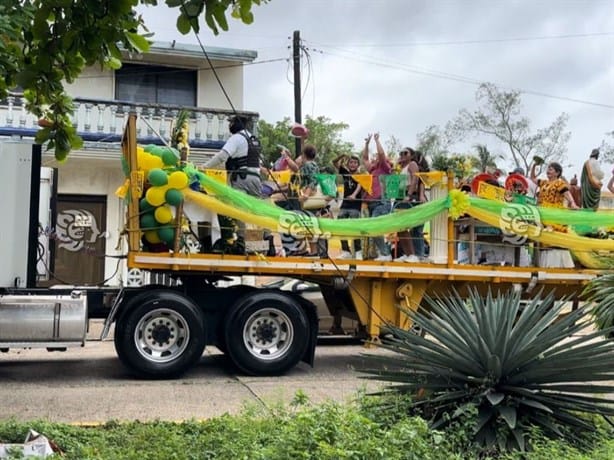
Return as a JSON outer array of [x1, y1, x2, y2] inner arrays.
[[168, 171, 189, 189], [150, 155, 165, 170], [154, 205, 174, 224], [144, 230, 161, 244], [137, 150, 147, 171], [145, 186, 168, 207]]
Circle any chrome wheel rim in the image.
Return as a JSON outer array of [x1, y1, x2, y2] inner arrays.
[[134, 308, 190, 363], [242, 308, 293, 361]]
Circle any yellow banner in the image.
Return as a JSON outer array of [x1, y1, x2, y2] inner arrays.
[[271, 169, 292, 185], [351, 174, 373, 195], [477, 181, 505, 201]]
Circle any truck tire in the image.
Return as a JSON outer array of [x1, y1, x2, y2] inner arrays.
[[114, 290, 205, 379], [224, 291, 309, 376]]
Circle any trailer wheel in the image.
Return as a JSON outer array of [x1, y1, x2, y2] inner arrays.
[[114, 291, 205, 379], [225, 292, 309, 376]]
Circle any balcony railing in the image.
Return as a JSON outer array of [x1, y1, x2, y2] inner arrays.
[[0, 92, 259, 151]]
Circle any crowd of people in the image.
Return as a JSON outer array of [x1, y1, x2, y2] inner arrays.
[[197, 115, 613, 266]]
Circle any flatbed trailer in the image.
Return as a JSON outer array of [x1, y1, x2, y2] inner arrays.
[[0, 115, 610, 379]]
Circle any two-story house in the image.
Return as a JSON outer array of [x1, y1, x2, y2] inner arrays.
[[0, 41, 258, 287]]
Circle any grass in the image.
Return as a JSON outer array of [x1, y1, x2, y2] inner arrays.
[[0, 393, 612, 459]]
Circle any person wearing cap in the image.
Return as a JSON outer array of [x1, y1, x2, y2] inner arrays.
[[580, 148, 604, 210], [333, 153, 363, 260], [507, 166, 537, 198], [202, 115, 263, 254]]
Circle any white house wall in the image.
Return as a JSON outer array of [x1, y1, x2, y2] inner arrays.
[[65, 66, 114, 100], [46, 46, 250, 286], [198, 65, 244, 110]]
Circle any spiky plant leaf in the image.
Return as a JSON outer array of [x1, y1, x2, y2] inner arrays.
[[359, 289, 614, 453], [584, 272, 614, 333]]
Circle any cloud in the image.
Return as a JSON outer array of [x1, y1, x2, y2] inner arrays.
[[138, 0, 614, 176]]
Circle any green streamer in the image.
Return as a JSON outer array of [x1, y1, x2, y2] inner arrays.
[[195, 170, 447, 237], [469, 196, 614, 229]]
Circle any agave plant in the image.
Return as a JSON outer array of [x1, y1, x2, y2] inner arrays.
[[584, 272, 614, 335], [359, 289, 614, 452]]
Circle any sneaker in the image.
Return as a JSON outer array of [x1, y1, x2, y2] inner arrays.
[[337, 251, 353, 260], [394, 255, 408, 262], [374, 254, 392, 262], [404, 255, 421, 263], [355, 250, 363, 260]]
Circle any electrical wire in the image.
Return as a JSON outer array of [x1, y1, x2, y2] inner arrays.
[[311, 31, 614, 48], [309, 44, 614, 109], [175, 8, 396, 328]]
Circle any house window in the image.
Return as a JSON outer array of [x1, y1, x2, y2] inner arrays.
[[115, 64, 196, 106]]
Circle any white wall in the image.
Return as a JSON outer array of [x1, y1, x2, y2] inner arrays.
[[65, 67, 114, 100]]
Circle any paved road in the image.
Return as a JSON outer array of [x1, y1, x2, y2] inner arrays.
[[0, 328, 389, 424]]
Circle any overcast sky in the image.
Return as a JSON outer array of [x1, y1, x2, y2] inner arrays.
[[139, 0, 614, 179]]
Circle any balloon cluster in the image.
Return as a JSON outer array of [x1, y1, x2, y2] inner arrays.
[[135, 144, 189, 247]]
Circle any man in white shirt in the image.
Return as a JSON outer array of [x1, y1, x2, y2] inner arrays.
[[204, 115, 262, 197]]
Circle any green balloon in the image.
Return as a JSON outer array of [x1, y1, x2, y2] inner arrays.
[[165, 188, 183, 206], [161, 147, 180, 166], [140, 213, 157, 230], [148, 168, 168, 187], [158, 226, 176, 244], [150, 146, 165, 157], [139, 197, 155, 213], [143, 144, 157, 153]]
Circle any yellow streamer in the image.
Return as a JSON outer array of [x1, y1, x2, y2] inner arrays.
[[467, 207, 614, 251], [184, 189, 279, 231]]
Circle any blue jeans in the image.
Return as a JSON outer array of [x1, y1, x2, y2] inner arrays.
[[367, 200, 391, 256], [410, 224, 425, 257]]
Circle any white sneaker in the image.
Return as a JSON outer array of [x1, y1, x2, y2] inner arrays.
[[404, 255, 421, 263], [394, 255, 408, 262], [337, 251, 353, 260], [355, 251, 363, 260], [374, 254, 392, 262]]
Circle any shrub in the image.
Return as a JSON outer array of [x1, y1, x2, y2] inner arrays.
[[358, 289, 614, 453]]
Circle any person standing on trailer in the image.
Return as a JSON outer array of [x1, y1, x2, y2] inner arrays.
[[203, 115, 263, 254], [333, 153, 363, 260], [362, 132, 393, 261]]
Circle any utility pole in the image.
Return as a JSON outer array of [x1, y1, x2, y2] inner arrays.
[[292, 30, 302, 157]]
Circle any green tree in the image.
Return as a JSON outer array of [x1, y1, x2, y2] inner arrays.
[[597, 130, 614, 162], [385, 135, 404, 161], [415, 124, 460, 159], [0, 0, 267, 161], [257, 116, 354, 170], [470, 144, 500, 173], [449, 83, 570, 172]]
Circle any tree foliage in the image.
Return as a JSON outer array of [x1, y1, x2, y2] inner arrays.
[[257, 116, 354, 170], [0, 0, 266, 161], [449, 83, 570, 172], [597, 130, 614, 162]]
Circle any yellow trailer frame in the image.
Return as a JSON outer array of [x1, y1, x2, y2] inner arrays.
[[122, 113, 604, 342]]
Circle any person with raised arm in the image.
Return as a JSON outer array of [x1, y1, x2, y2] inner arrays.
[[362, 133, 392, 261]]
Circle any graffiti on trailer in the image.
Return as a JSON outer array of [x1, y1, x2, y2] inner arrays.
[[40, 209, 107, 252]]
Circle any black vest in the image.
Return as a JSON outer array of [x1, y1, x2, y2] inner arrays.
[[225, 132, 261, 171]]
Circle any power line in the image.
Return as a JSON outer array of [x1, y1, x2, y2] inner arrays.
[[310, 45, 614, 110], [310, 31, 614, 48]]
